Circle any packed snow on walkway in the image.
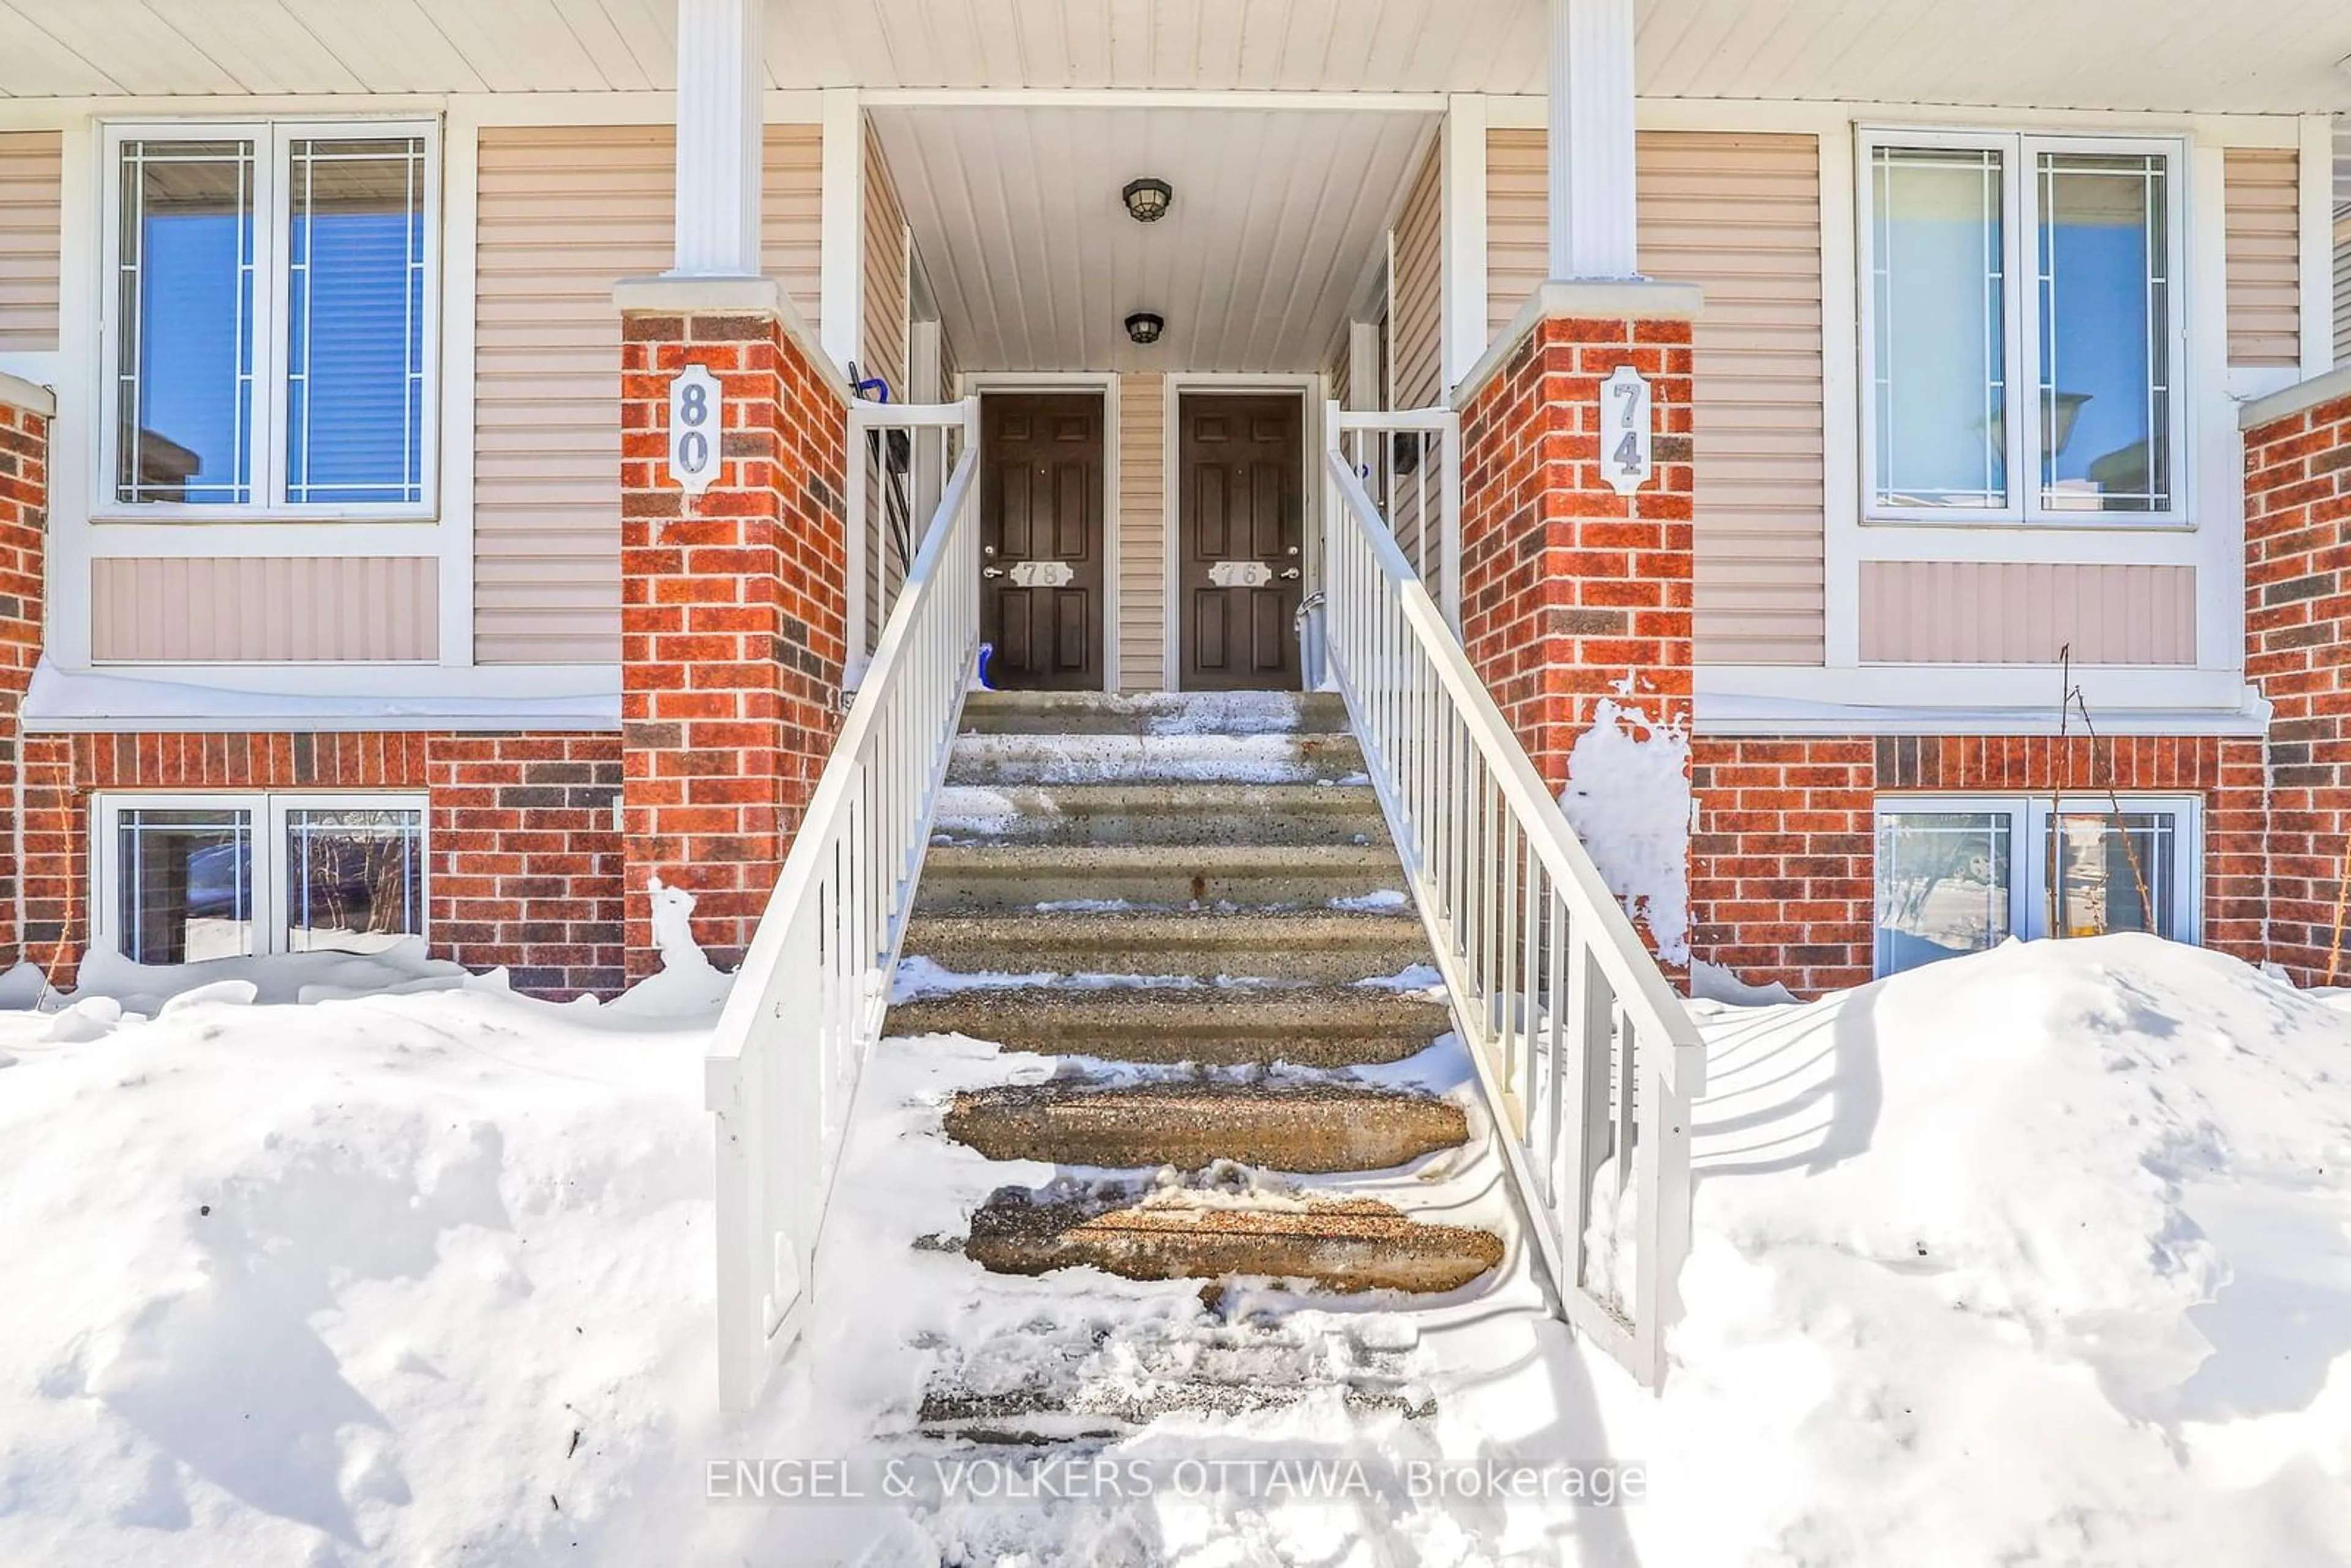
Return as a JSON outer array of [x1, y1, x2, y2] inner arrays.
[[0, 930, 2345, 1565]]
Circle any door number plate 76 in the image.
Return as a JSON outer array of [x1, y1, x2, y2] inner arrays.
[[1208, 561, 1274, 588]]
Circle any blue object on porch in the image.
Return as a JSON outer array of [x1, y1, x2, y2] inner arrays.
[[973, 642, 994, 691]]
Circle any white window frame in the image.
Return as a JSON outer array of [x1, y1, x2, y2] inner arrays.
[[1856, 127, 2192, 529], [91, 790, 431, 961], [96, 118, 443, 523], [1872, 792, 2203, 976]]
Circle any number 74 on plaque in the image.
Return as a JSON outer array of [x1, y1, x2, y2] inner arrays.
[[1601, 365, 1652, 496]]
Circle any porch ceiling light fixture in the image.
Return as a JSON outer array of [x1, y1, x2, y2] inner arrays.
[[1122, 177, 1174, 223], [1124, 312, 1166, 346]]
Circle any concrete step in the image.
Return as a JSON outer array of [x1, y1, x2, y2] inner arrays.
[[912, 842, 1403, 913], [885, 984, 1451, 1067], [931, 782, 1389, 848], [944, 730, 1364, 787], [942, 1079, 1468, 1174], [963, 1187, 1503, 1295], [899, 907, 1431, 983], [960, 689, 1349, 737]]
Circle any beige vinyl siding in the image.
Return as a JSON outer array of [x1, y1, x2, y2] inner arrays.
[[1325, 329, 1349, 413], [763, 124, 823, 340], [1387, 144, 1441, 411], [2225, 148, 2301, 367], [1859, 562, 2195, 665], [472, 124, 823, 665], [0, 132, 58, 352], [1117, 373, 1166, 691], [1487, 129, 1827, 666], [861, 127, 909, 396], [1486, 129, 1547, 338], [472, 126, 669, 665], [92, 557, 437, 662]]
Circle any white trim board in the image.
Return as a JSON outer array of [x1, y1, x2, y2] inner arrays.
[[1695, 664, 2265, 736]]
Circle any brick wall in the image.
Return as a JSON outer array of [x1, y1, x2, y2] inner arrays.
[[1459, 309, 1695, 789], [2244, 380, 2351, 982], [20, 729, 623, 997], [619, 297, 848, 977], [426, 735, 624, 996], [1691, 733, 2268, 996], [0, 391, 46, 966]]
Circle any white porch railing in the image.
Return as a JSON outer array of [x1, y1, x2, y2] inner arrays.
[[705, 400, 981, 1411], [1318, 435, 1707, 1391], [1330, 406, 1461, 629]]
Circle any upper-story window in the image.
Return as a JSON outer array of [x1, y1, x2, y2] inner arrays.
[[1859, 130, 2186, 525], [102, 121, 438, 516]]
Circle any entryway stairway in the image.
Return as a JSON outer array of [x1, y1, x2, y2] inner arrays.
[[882, 688, 1507, 1435]]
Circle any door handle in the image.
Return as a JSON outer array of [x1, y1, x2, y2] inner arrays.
[[983, 566, 1005, 579], [1280, 568, 1302, 580]]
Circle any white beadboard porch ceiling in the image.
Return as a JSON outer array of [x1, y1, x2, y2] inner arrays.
[[874, 105, 1435, 373], [0, 1, 2349, 111]]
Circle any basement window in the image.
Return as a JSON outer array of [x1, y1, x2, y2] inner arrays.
[[95, 793, 427, 966], [101, 120, 438, 516], [1872, 796, 2197, 976]]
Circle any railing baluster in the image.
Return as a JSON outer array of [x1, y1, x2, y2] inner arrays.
[[1314, 440, 1703, 1390], [705, 406, 983, 1412]]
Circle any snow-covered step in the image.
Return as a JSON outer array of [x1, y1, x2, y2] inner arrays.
[[912, 842, 1404, 913], [958, 688, 1348, 736], [943, 730, 1365, 786], [910, 1297, 1433, 1442], [942, 1078, 1468, 1174], [887, 983, 1450, 1067], [931, 781, 1389, 847], [898, 907, 1430, 984]]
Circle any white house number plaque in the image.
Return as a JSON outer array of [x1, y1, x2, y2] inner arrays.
[[668, 363, 722, 497], [1601, 365, 1653, 496]]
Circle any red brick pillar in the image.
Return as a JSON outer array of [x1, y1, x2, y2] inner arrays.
[[1458, 283, 1700, 787], [2243, 370, 2351, 984], [0, 378, 50, 970], [615, 279, 849, 978], [1457, 283, 1701, 962]]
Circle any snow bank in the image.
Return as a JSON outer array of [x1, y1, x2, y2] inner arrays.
[[1607, 933, 2351, 1565], [3, 929, 2347, 1566], [0, 983, 795, 1566]]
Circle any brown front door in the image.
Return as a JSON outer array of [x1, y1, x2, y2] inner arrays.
[[1179, 393, 1304, 690], [980, 392, 1106, 691]]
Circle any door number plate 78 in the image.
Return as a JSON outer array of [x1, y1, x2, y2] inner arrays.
[[1008, 560, 1075, 588]]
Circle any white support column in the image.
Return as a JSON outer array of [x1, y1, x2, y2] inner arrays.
[[819, 89, 865, 376], [1441, 94, 1490, 395], [2296, 113, 2335, 377], [668, 0, 765, 278], [1347, 320, 1382, 412], [1547, 0, 1638, 280]]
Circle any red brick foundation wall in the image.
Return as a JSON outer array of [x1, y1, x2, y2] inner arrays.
[[2244, 383, 2351, 984], [619, 300, 848, 978], [20, 730, 623, 997], [0, 393, 48, 967], [1459, 310, 1695, 790], [1691, 733, 2268, 996], [426, 735, 624, 996]]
